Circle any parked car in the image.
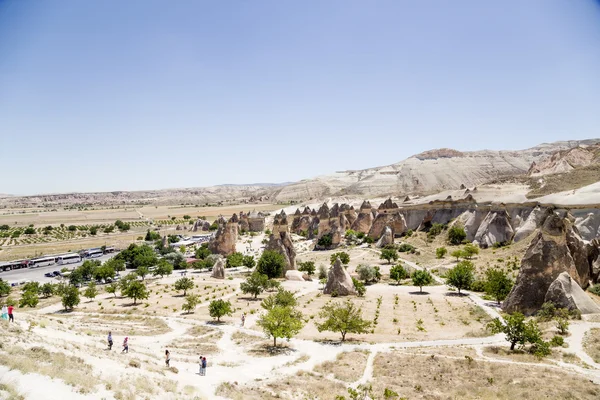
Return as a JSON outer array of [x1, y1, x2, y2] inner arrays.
[[52, 271, 62, 277], [44, 272, 54, 278]]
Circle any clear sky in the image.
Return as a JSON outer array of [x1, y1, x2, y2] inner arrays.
[[1, 0, 600, 195]]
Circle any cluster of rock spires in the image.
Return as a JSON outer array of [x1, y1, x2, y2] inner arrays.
[[503, 211, 600, 315], [208, 211, 266, 256], [290, 198, 600, 249], [264, 211, 297, 275]]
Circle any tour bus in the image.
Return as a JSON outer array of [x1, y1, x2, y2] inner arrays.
[[1, 260, 29, 271], [104, 246, 116, 254], [57, 253, 81, 265], [28, 256, 56, 268], [83, 248, 103, 258]]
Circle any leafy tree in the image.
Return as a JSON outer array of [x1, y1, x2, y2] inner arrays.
[[436, 247, 447, 259], [183, 215, 191, 220], [318, 234, 333, 249], [240, 271, 269, 299], [174, 277, 194, 296], [24, 227, 36, 235], [61, 285, 80, 311], [68, 225, 77, 232], [352, 278, 366, 297], [447, 225, 467, 245], [0, 279, 10, 297], [19, 289, 39, 308], [226, 252, 244, 268], [104, 225, 115, 234], [0, 225, 9, 230], [298, 261, 316, 276], [83, 282, 98, 301], [451, 249, 464, 261], [79, 260, 101, 281], [242, 255, 256, 269], [446, 260, 475, 294], [356, 265, 377, 284], [264, 279, 281, 292], [122, 281, 149, 305], [153, 259, 174, 278], [93, 265, 115, 282], [21, 282, 40, 295], [330, 252, 350, 266], [487, 312, 543, 351], [41, 283, 54, 298], [261, 289, 297, 310], [462, 243, 479, 259], [257, 250, 286, 279], [103, 257, 126, 272], [195, 245, 212, 260], [316, 300, 371, 341], [145, 229, 160, 241], [106, 282, 118, 297], [484, 268, 513, 304], [164, 252, 187, 270], [411, 270, 433, 293], [257, 304, 303, 347], [427, 223, 444, 240], [209, 299, 233, 322], [89, 226, 98, 235], [389, 264, 408, 285], [182, 294, 200, 314], [136, 265, 150, 280], [114, 220, 130, 231], [556, 316, 570, 335], [380, 248, 398, 264]]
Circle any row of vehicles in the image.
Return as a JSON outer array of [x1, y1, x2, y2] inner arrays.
[[0, 246, 116, 272]]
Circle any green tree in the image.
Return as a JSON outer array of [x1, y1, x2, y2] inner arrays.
[[41, 283, 54, 298], [356, 265, 377, 284], [487, 312, 543, 351], [226, 252, 244, 268], [19, 289, 39, 308], [24, 227, 36, 235], [68, 225, 77, 232], [242, 255, 256, 269], [21, 282, 40, 295], [240, 271, 269, 299], [183, 215, 191, 220], [411, 270, 433, 293], [261, 289, 297, 310], [145, 229, 161, 241], [436, 247, 447, 259], [447, 225, 467, 245], [298, 261, 316, 276], [195, 245, 212, 260], [174, 277, 194, 296], [318, 234, 333, 249], [451, 249, 464, 261], [462, 243, 479, 259], [61, 285, 80, 311], [106, 282, 118, 297], [79, 260, 101, 281], [352, 278, 366, 297], [484, 268, 513, 304], [209, 299, 233, 322], [93, 265, 115, 282], [330, 252, 350, 266], [257, 304, 304, 347], [182, 294, 200, 314], [446, 260, 475, 294], [83, 282, 98, 301], [153, 259, 174, 278], [164, 252, 187, 270], [427, 223, 444, 240], [122, 281, 149, 305], [136, 265, 150, 280], [257, 250, 286, 279], [380, 248, 398, 264], [104, 225, 115, 234], [103, 257, 126, 273], [316, 300, 371, 342], [389, 264, 408, 285], [89, 226, 98, 235], [0, 279, 10, 297]]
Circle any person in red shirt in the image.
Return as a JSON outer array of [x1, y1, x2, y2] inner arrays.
[[7, 305, 14, 322]]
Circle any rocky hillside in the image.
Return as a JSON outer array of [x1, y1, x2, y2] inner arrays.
[[528, 143, 600, 176], [271, 139, 600, 201]]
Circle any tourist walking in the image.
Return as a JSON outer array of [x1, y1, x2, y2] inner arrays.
[[165, 350, 171, 367], [241, 313, 246, 327], [1, 305, 8, 321], [122, 337, 129, 353], [198, 355, 203, 375], [7, 304, 14, 322], [107, 332, 113, 350], [202, 356, 207, 376]]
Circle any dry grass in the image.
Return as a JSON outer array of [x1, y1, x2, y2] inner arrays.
[[371, 350, 600, 399], [314, 350, 369, 382], [74, 314, 171, 336], [186, 325, 217, 337], [0, 346, 97, 393], [527, 164, 600, 198], [231, 331, 265, 346], [0, 382, 25, 400], [583, 328, 600, 363]]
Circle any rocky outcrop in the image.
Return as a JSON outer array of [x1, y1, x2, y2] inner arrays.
[[323, 258, 357, 296], [351, 201, 374, 234], [247, 210, 266, 232], [376, 226, 394, 248], [285, 270, 304, 281], [193, 219, 211, 232], [513, 206, 550, 243], [503, 213, 598, 315], [208, 215, 238, 256], [544, 272, 600, 314], [265, 211, 296, 274], [211, 258, 225, 279], [473, 210, 514, 248]]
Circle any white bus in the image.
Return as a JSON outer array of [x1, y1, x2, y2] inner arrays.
[[57, 253, 81, 265], [29, 256, 56, 268], [85, 248, 103, 258]]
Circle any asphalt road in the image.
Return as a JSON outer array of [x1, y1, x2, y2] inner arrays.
[[0, 254, 117, 284]]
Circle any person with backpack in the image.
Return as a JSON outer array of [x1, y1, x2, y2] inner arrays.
[[122, 337, 129, 353], [201, 356, 207, 376], [107, 332, 113, 350]]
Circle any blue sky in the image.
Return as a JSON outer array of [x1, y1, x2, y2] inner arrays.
[[1, 0, 599, 195]]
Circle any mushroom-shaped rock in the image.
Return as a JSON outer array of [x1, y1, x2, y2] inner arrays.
[[323, 258, 357, 296], [211, 258, 226, 279], [544, 272, 600, 314], [376, 226, 394, 248]]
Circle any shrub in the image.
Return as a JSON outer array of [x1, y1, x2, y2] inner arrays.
[[550, 335, 565, 347], [447, 225, 467, 245], [318, 264, 328, 280], [436, 247, 447, 259], [330, 252, 350, 266], [469, 279, 486, 292], [317, 234, 333, 249], [427, 223, 444, 240], [298, 261, 316, 276], [484, 268, 513, 304], [352, 278, 366, 297], [397, 243, 415, 253], [356, 265, 377, 284], [589, 285, 600, 296], [182, 294, 201, 314], [462, 243, 479, 259]]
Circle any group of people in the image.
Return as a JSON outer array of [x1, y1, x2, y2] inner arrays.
[[107, 332, 128, 353], [1, 305, 14, 322]]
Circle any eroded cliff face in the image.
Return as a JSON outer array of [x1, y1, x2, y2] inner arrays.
[[209, 215, 238, 256], [265, 211, 297, 274]]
